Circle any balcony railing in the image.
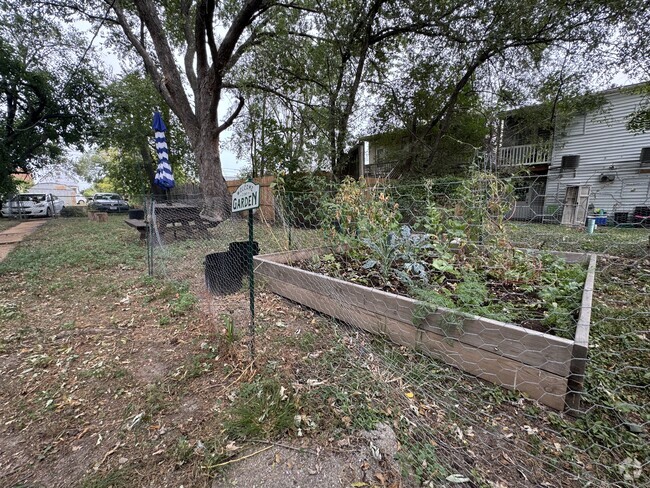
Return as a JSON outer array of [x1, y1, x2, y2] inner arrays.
[[364, 161, 398, 178], [497, 143, 551, 168]]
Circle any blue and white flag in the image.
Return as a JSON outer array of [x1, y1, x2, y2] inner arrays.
[[153, 111, 175, 189]]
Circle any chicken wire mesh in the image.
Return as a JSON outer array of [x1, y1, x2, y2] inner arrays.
[[145, 172, 648, 487]]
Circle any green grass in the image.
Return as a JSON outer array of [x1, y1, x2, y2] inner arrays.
[[224, 378, 298, 440], [1, 208, 646, 486], [80, 469, 132, 488], [143, 382, 170, 418], [169, 282, 198, 316], [0, 218, 20, 232], [0, 216, 146, 279], [183, 351, 218, 379], [507, 222, 648, 258], [302, 343, 389, 432], [543, 258, 650, 483]]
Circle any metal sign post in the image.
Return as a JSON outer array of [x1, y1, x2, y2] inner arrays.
[[231, 180, 261, 358]]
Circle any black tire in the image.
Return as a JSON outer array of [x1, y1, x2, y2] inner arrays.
[[46, 207, 52, 218]]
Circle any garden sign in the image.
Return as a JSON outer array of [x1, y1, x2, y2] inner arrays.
[[231, 181, 260, 213], [232, 180, 260, 358]]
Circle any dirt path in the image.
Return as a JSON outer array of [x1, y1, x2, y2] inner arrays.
[[0, 220, 48, 262]]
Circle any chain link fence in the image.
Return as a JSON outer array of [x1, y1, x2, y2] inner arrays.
[[144, 171, 648, 487]]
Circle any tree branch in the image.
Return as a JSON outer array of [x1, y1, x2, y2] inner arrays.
[[127, 0, 197, 132], [217, 95, 245, 134], [180, 0, 197, 95]]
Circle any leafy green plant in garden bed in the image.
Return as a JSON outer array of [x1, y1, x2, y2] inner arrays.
[[296, 174, 588, 339]]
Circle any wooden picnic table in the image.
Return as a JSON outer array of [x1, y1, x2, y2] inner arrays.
[[124, 202, 221, 241]]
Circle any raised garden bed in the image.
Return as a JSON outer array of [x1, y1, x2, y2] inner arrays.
[[255, 248, 597, 412]]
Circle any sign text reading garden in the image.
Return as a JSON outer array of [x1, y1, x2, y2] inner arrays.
[[231, 181, 261, 213]]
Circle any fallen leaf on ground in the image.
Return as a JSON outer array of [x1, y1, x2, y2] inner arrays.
[[446, 473, 471, 483]]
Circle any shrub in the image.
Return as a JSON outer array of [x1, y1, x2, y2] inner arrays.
[[60, 206, 87, 218]]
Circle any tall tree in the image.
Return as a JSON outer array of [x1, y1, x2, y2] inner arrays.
[[47, 0, 278, 217], [238, 0, 409, 175], [235, 0, 647, 177], [0, 2, 105, 195]]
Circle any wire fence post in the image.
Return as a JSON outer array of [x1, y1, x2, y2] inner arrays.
[[230, 179, 261, 359], [146, 197, 154, 276], [248, 206, 255, 359]]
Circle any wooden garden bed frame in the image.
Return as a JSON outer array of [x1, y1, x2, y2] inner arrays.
[[254, 248, 597, 412]]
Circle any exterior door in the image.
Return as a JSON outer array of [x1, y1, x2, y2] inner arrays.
[[561, 185, 591, 226]]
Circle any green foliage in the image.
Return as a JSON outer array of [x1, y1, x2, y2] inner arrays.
[[626, 84, 650, 133], [412, 287, 457, 326], [301, 341, 388, 432], [454, 171, 515, 247], [310, 175, 587, 339], [372, 94, 487, 176], [60, 206, 87, 218], [221, 314, 236, 345], [273, 172, 335, 230], [0, 302, 21, 320], [627, 104, 650, 133], [184, 350, 218, 379], [362, 225, 431, 284], [454, 273, 489, 308], [168, 282, 198, 316], [325, 177, 401, 250], [224, 379, 298, 440], [397, 440, 448, 484], [143, 383, 169, 418], [81, 470, 131, 488], [0, 5, 106, 194], [0, 216, 145, 279], [502, 79, 610, 146], [545, 262, 650, 484], [173, 437, 195, 465], [96, 72, 196, 197], [227, 93, 329, 177], [538, 254, 586, 338]]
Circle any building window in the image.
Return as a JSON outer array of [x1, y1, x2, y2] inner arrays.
[[566, 114, 586, 136], [641, 147, 650, 165], [561, 155, 580, 170]]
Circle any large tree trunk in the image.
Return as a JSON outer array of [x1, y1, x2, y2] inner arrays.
[[195, 130, 231, 220], [110, 0, 262, 220]]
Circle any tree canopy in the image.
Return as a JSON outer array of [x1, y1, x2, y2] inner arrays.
[[2, 0, 648, 198], [226, 0, 649, 177], [0, 2, 105, 195]]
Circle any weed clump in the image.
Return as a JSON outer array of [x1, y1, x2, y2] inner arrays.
[[224, 379, 298, 440]]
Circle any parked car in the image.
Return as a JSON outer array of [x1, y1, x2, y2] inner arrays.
[[88, 193, 129, 213], [1, 193, 64, 218]]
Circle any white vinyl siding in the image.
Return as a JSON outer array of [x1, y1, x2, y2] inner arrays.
[[546, 89, 650, 215]]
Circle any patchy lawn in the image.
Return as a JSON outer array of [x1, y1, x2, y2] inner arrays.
[[507, 222, 649, 258], [0, 216, 647, 487], [0, 217, 21, 232]]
